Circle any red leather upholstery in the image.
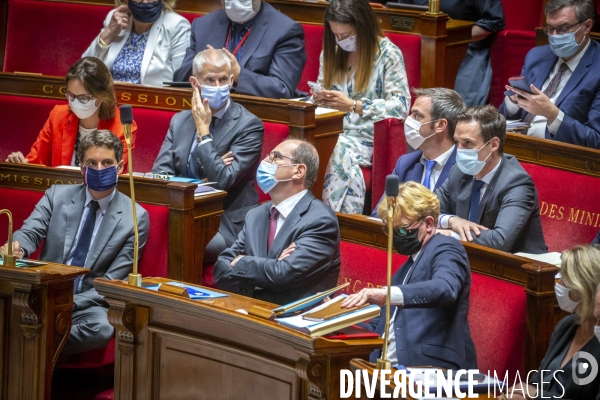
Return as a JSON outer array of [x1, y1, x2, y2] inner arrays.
[[129, 107, 176, 172], [4, 0, 111, 75], [299, 24, 325, 93], [384, 32, 421, 90], [521, 162, 600, 252], [370, 118, 406, 210]]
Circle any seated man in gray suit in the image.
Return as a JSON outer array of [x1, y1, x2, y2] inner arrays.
[[0, 130, 149, 355], [153, 48, 264, 264], [214, 139, 341, 305], [435, 105, 548, 254]]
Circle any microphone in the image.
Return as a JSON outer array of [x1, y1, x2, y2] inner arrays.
[[377, 174, 399, 370], [119, 105, 141, 287]]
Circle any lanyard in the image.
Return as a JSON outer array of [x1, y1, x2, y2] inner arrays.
[[225, 25, 252, 56]]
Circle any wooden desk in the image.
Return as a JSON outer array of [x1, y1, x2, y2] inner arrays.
[[94, 277, 383, 400], [0, 163, 226, 284], [0, 261, 87, 400], [336, 213, 559, 374]]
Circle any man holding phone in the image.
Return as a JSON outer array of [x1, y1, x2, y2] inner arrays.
[[499, 0, 600, 149]]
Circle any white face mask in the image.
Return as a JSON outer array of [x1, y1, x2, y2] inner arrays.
[[404, 115, 439, 149], [335, 35, 357, 52], [455, 140, 492, 176], [224, 0, 257, 24], [555, 282, 580, 313], [69, 98, 100, 120], [595, 326, 600, 343]]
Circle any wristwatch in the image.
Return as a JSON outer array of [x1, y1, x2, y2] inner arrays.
[[196, 133, 213, 143]]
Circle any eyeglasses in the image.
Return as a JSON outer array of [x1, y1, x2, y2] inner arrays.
[[65, 91, 95, 104], [381, 219, 424, 237], [266, 151, 298, 164], [543, 21, 583, 35]]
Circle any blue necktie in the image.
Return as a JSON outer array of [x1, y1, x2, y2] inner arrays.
[[187, 117, 216, 179], [468, 180, 486, 222], [422, 160, 437, 190], [72, 200, 99, 292]]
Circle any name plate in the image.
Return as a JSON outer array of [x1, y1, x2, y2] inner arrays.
[[391, 16, 415, 32]]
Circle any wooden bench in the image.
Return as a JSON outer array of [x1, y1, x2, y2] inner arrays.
[[336, 212, 559, 378]]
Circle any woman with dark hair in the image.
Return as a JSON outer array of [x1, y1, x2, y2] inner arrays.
[[5, 57, 137, 168], [82, 0, 190, 87], [315, 0, 410, 214]]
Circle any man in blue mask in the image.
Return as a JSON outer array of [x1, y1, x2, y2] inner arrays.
[[153, 48, 264, 268], [213, 139, 341, 305], [0, 130, 149, 356], [435, 105, 547, 254], [499, 0, 600, 149]]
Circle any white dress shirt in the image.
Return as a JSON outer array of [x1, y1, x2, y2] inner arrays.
[[503, 39, 590, 138], [419, 144, 455, 189], [271, 189, 308, 237]]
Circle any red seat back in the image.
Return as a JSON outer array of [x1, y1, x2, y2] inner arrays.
[[384, 32, 421, 90], [468, 273, 526, 381], [255, 121, 290, 203], [4, 0, 111, 75], [299, 24, 325, 93], [501, 0, 544, 31], [137, 203, 169, 278], [521, 162, 600, 252], [129, 108, 176, 172], [0, 187, 45, 259], [371, 118, 406, 208]]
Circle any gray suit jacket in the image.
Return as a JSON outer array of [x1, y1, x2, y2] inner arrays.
[[13, 184, 149, 310], [152, 101, 264, 245], [436, 154, 547, 254], [213, 191, 341, 305]]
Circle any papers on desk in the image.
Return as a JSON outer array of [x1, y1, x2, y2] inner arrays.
[[514, 252, 562, 267], [0, 256, 47, 268], [144, 282, 229, 299], [288, 97, 341, 115], [506, 120, 530, 131]]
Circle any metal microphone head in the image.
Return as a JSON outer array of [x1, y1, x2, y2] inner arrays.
[[120, 104, 133, 125], [385, 175, 399, 198]]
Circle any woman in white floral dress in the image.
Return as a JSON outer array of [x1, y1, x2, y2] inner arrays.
[[312, 0, 410, 214]]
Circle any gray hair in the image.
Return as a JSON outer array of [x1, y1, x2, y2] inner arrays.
[[77, 129, 123, 166], [192, 49, 232, 76], [545, 0, 594, 21], [457, 105, 506, 154], [412, 87, 467, 139], [289, 139, 319, 189]]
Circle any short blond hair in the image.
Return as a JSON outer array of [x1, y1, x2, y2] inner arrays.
[[561, 245, 600, 323], [378, 181, 440, 225], [116, 0, 176, 12]]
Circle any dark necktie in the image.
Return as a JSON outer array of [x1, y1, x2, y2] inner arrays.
[[524, 62, 569, 124], [468, 180, 486, 222], [73, 133, 81, 166], [267, 207, 280, 251], [187, 117, 217, 179], [422, 160, 437, 190], [72, 200, 99, 291]]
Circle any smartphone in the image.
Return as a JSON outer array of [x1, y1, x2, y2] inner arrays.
[[505, 76, 533, 97], [307, 81, 323, 93]]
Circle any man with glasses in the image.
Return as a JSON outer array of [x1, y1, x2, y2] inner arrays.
[[153, 49, 264, 266], [499, 0, 600, 149], [342, 181, 477, 370], [371, 88, 466, 218], [436, 105, 547, 254], [213, 139, 341, 305]]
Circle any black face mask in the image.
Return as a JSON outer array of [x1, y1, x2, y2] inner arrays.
[[392, 220, 424, 256], [128, 0, 163, 23]]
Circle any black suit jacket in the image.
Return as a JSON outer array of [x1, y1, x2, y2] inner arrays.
[[213, 191, 341, 305], [173, 2, 306, 99], [152, 101, 264, 244], [436, 154, 548, 254], [529, 314, 600, 399], [365, 234, 477, 370]]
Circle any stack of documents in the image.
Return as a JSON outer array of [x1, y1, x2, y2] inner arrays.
[[506, 120, 530, 131]]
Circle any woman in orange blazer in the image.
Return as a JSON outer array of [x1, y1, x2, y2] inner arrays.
[[5, 57, 137, 169]]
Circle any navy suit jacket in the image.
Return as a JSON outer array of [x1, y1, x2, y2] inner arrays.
[[364, 234, 477, 370], [498, 40, 600, 149], [173, 2, 306, 99], [593, 230, 600, 245], [371, 147, 457, 217], [213, 191, 341, 305]]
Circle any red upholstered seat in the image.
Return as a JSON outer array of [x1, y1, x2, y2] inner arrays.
[[179, 11, 201, 25], [4, 0, 111, 75], [384, 32, 421, 90], [468, 273, 526, 381], [298, 24, 325, 93], [521, 162, 600, 252], [0, 187, 45, 260], [370, 118, 406, 210], [129, 108, 176, 173]]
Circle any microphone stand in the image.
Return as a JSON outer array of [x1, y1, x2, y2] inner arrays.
[[426, 0, 442, 14], [0, 209, 16, 267]]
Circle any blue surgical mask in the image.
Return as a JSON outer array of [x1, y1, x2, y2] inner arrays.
[[456, 140, 492, 176], [548, 25, 584, 58], [83, 166, 118, 191], [197, 79, 231, 110], [128, 0, 163, 23], [256, 161, 294, 193]]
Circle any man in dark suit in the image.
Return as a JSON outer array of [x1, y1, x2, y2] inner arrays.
[[153, 49, 264, 263], [344, 181, 476, 370], [0, 130, 149, 355], [173, 0, 306, 99], [214, 139, 341, 305], [435, 105, 548, 254], [499, 0, 600, 149], [371, 88, 466, 217]]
